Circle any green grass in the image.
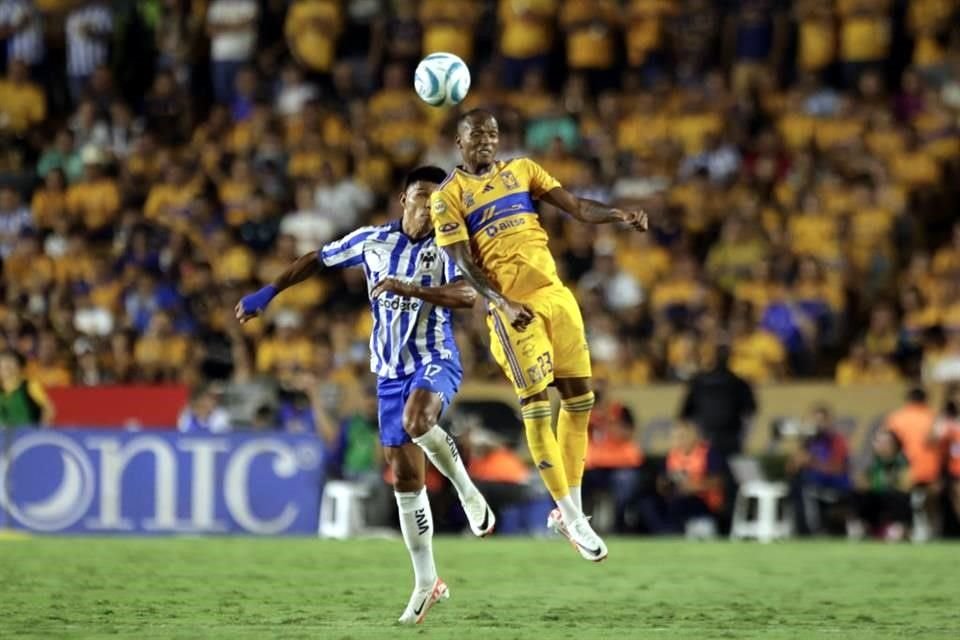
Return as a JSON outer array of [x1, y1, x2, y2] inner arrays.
[[0, 536, 956, 639]]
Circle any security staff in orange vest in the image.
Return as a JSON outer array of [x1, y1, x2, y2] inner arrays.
[[933, 399, 960, 535], [583, 379, 644, 532], [643, 420, 725, 534]]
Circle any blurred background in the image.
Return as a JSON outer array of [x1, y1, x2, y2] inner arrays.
[[0, 0, 958, 542]]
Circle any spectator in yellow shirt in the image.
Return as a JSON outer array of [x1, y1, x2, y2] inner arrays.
[[499, 0, 557, 88], [794, 0, 835, 75], [835, 342, 902, 385], [932, 223, 960, 279], [135, 311, 190, 382], [0, 59, 45, 135], [218, 155, 258, 226], [207, 227, 254, 285], [705, 216, 768, 294], [862, 304, 899, 358], [285, 0, 342, 88], [420, 0, 477, 64], [256, 310, 314, 375], [670, 89, 723, 155], [30, 168, 69, 231], [891, 130, 942, 192], [535, 137, 589, 188], [144, 162, 201, 223], [729, 313, 786, 384], [617, 228, 670, 291], [506, 67, 556, 120], [787, 193, 840, 266], [625, 0, 674, 77], [53, 232, 96, 286], [908, 0, 956, 77], [65, 146, 120, 237], [836, 0, 891, 86], [559, 0, 622, 92], [650, 255, 709, 325], [3, 232, 54, 294], [369, 61, 423, 125], [26, 332, 73, 388], [846, 178, 894, 276]]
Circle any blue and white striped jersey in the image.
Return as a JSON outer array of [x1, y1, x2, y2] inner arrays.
[[0, 1, 44, 66], [320, 220, 461, 379], [65, 4, 113, 77]]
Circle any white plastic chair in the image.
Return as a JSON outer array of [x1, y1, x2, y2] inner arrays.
[[318, 480, 369, 539], [728, 456, 793, 543]]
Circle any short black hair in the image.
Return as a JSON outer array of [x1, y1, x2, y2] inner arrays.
[[457, 108, 496, 130], [907, 387, 927, 404], [404, 165, 447, 189]]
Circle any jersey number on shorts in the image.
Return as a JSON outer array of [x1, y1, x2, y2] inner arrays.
[[423, 364, 443, 382], [526, 352, 553, 384]]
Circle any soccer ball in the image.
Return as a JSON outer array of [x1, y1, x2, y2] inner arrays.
[[414, 52, 471, 107]]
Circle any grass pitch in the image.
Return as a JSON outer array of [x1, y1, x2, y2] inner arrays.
[[0, 536, 955, 639]]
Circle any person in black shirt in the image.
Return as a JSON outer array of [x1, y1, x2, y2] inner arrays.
[[680, 344, 757, 458]]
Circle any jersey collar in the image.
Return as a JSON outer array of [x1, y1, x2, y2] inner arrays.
[[455, 163, 497, 178]]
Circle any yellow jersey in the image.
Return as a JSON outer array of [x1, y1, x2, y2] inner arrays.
[[431, 158, 562, 299]]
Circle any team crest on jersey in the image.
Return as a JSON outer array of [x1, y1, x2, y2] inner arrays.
[[500, 171, 519, 190], [462, 191, 475, 207], [419, 250, 438, 269]]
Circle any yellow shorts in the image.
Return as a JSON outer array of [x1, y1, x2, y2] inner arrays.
[[487, 285, 592, 399]]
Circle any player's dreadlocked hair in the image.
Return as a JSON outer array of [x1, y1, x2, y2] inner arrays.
[[404, 165, 448, 189]]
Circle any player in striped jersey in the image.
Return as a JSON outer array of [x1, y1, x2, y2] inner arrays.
[[236, 166, 493, 625]]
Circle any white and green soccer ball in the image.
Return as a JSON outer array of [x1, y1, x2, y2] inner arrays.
[[414, 52, 471, 107]]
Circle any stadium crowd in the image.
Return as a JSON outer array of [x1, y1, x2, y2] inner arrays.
[[0, 1, 960, 536], [1, 0, 958, 397]]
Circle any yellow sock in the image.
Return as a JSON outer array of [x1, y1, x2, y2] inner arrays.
[[558, 392, 595, 491], [521, 400, 569, 500]]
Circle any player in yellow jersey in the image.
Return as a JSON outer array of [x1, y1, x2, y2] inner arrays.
[[431, 109, 647, 561]]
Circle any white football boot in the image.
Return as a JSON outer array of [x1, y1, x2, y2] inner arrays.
[[462, 491, 496, 537], [398, 577, 449, 625], [547, 508, 608, 562]]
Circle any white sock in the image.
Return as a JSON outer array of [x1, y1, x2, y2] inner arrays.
[[556, 494, 581, 524], [395, 489, 437, 589], [569, 485, 582, 512], [413, 426, 477, 500]]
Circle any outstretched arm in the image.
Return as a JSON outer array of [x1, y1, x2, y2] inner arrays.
[[441, 241, 534, 330], [370, 277, 477, 309], [235, 251, 322, 323], [540, 187, 648, 230]]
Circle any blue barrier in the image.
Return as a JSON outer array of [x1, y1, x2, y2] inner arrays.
[[0, 429, 325, 535]]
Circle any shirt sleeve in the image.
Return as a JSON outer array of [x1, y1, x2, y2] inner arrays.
[[522, 158, 562, 197], [441, 246, 462, 283], [430, 187, 468, 247], [319, 227, 374, 269]]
